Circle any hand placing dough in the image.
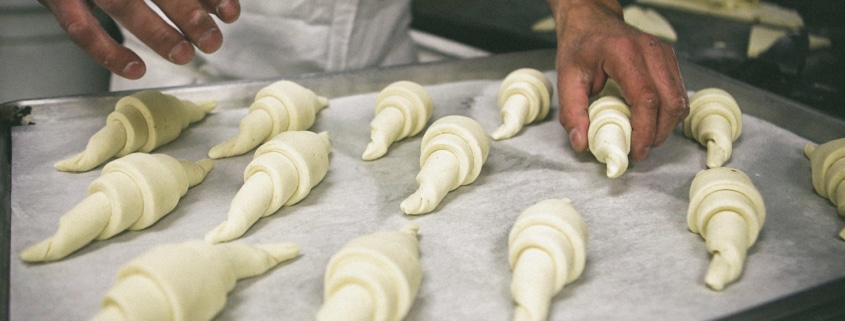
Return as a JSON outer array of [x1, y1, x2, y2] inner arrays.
[[688, 167, 765, 291], [804, 137, 845, 239], [205, 131, 331, 243], [362, 81, 433, 161], [90, 240, 300, 321], [684, 88, 742, 168], [508, 198, 588, 321], [21, 153, 213, 263], [317, 224, 422, 321], [209, 81, 329, 159], [491, 68, 553, 140], [55, 90, 216, 172], [587, 83, 632, 178], [400, 115, 490, 215]]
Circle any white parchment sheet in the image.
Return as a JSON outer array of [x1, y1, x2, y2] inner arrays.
[[9, 74, 845, 320]]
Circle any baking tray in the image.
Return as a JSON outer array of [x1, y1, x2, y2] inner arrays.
[[2, 50, 845, 320]]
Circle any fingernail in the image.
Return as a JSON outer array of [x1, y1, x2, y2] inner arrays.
[[636, 146, 650, 160], [168, 41, 193, 64], [217, 0, 238, 22], [197, 28, 222, 53], [121, 61, 145, 79], [569, 130, 584, 151]]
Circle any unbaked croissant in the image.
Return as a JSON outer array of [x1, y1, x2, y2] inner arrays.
[[688, 167, 765, 291], [400, 115, 490, 215], [491, 68, 553, 140], [508, 198, 588, 321], [21, 153, 213, 262], [587, 85, 632, 178], [317, 224, 422, 321], [90, 240, 300, 321], [362, 81, 432, 160], [205, 131, 331, 243], [804, 137, 845, 239], [55, 90, 215, 172], [684, 88, 742, 168], [209, 80, 328, 159]]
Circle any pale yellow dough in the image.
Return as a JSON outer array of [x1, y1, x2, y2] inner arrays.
[[491, 68, 553, 140], [637, 0, 803, 29], [587, 80, 632, 178], [362, 81, 432, 160], [400, 115, 490, 215], [508, 198, 588, 321], [684, 88, 742, 168], [623, 5, 678, 42], [55, 90, 215, 172], [317, 224, 422, 321], [688, 167, 766, 291], [205, 131, 331, 243], [90, 240, 300, 321], [803, 137, 845, 239], [209, 80, 328, 159], [20, 153, 213, 263], [532, 5, 678, 43]]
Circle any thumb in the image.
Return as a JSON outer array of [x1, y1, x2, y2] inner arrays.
[[557, 69, 598, 153]]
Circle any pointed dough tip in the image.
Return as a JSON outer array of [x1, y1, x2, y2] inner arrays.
[[491, 124, 516, 141], [198, 100, 218, 112], [803, 143, 817, 158], [400, 223, 420, 235], [317, 96, 329, 108], [361, 142, 386, 161], [257, 242, 301, 262]]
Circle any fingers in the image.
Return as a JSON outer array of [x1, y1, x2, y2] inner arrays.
[[95, 0, 241, 67], [602, 36, 659, 161], [557, 67, 595, 153], [149, 0, 223, 54], [205, 0, 241, 23], [42, 0, 146, 79], [648, 45, 689, 146], [603, 32, 688, 161], [94, 0, 189, 65], [152, 0, 242, 52]]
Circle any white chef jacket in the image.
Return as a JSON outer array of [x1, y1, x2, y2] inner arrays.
[[111, 0, 417, 90]]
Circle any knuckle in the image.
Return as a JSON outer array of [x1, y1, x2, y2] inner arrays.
[[149, 27, 180, 46], [665, 95, 690, 120], [635, 90, 660, 111], [188, 8, 212, 25], [606, 36, 637, 54]]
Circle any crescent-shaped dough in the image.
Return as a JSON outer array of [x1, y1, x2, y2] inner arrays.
[[205, 131, 331, 243], [91, 240, 300, 321], [317, 224, 422, 321], [21, 153, 213, 262], [55, 90, 215, 172], [362, 81, 433, 161], [400, 115, 490, 215]]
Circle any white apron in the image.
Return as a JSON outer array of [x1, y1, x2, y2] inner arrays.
[[111, 0, 417, 90]]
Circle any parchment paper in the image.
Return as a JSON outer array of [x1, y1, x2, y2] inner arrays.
[[9, 73, 845, 320]]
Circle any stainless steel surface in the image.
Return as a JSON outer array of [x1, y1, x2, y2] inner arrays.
[[2, 50, 844, 320]]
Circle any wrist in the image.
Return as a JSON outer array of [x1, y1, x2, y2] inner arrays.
[[548, 0, 623, 35], [548, 0, 623, 20]]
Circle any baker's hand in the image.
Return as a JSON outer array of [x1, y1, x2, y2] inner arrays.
[[38, 0, 241, 79], [548, 0, 688, 161]]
